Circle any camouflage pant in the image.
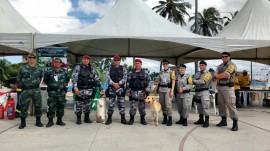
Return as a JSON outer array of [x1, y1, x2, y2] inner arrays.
[[107, 96, 125, 115], [20, 89, 42, 118], [129, 99, 146, 116], [47, 91, 66, 118], [74, 95, 92, 114]]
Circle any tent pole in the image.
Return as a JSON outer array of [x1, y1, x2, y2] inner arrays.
[[251, 61, 253, 81], [195, 0, 199, 34], [128, 39, 130, 56], [32, 33, 35, 53]]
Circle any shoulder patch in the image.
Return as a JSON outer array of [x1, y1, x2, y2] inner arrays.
[[171, 70, 176, 80], [226, 64, 235, 74], [202, 72, 212, 82]]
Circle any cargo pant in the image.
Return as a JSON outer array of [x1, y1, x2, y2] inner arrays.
[[74, 89, 93, 114], [195, 90, 210, 116], [129, 90, 146, 116], [107, 87, 125, 115], [47, 91, 66, 118], [20, 89, 42, 118], [218, 86, 238, 120], [176, 93, 190, 118], [159, 88, 172, 116]]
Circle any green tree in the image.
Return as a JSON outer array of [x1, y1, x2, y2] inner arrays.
[[189, 7, 223, 36], [152, 0, 192, 26], [149, 72, 159, 81], [223, 11, 238, 26], [0, 59, 11, 81]]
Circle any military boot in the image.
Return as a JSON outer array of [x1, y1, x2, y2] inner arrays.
[[56, 117, 65, 126], [46, 118, 54, 128], [18, 117, 26, 129], [202, 116, 209, 128], [166, 116, 172, 126], [162, 115, 167, 124], [120, 114, 128, 125], [231, 119, 238, 131], [175, 117, 184, 124], [105, 114, 112, 125], [194, 114, 204, 125], [76, 113, 82, 125], [35, 117, 44, 127], [140, 115, 147, 125], [128, 114, 135, 125], [182, 118, 188, 126], [84, 113, 92, 123], [216, 116, 227, 127]]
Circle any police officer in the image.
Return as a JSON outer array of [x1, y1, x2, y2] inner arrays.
[[126, 59, 150, 125], [72, 55, 102, 125], [193, 61, 212, 128], [105, 55, 128, 125], [154, 59, 175, 126], [17, 52, 43, 129], [214, 52, 238, 131], [175, 64, 193, 126], [43, 58, 69, 127]]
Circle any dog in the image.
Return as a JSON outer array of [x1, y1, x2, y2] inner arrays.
[[145, 96, 162, 126], [95, 90, 106, 124]]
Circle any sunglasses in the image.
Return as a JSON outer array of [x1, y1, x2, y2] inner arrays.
[[114, 59, 120, 61], [222, 56, 229, 58], [28, 57, 36, 59]]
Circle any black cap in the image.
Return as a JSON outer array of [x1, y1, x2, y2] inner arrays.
[[162, 59, 169, 63], [222, 52, 231, 56], [199, 60, 207, 65], [178, 64, 186, 68]]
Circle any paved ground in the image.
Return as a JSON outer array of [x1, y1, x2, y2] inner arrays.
[[1, 102, 270, 151]]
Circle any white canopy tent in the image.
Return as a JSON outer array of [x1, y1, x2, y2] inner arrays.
[[184, 0, 270, 65], [0, 0, 39, 56], [34, 0, 224, 64]]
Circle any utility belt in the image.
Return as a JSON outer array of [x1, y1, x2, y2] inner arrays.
[[182, 90, 190, 93], [47, 87, 66, 92], [23, 85, 39, 90], [195, 88, 208, 92], [218, 83, 234, 87], [78, 86, 94, 89], [109, 84, 124, 88], [130, 87, 145, 91], [159, 84, 170, 88]]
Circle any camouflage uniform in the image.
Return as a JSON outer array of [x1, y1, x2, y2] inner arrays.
[[106, 65, 127, 115], [17, 64, 43, 118], [72, 64, 101, 115], [43, 66, 69, 119], [126, 69, 150, 117]]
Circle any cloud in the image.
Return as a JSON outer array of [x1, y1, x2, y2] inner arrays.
[[74, 0, 116, 17], [9, 0, 82, 33]]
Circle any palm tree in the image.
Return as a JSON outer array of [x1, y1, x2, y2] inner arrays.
[[152, 0, 192, 26], [189, 7, 223, 36], [223, 11, 238, 26]]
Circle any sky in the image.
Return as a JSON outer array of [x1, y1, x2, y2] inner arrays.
[[2, 0, 270, 78]]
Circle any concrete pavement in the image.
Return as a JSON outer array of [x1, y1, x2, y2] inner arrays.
[[1, 103, 270, 151]]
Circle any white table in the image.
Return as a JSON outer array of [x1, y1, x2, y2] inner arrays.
[[239, 90, 270, 107]]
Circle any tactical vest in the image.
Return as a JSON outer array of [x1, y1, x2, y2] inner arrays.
[[109, 65, 124, 83], [194, 71, 211, 91], [130, 69, 148, 90], [159, 69, 172, 87], [217, 61, 235, 87], [177, 73, 191, 93], [78, 64, 95, 89], [21, 65, 42, 89]]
